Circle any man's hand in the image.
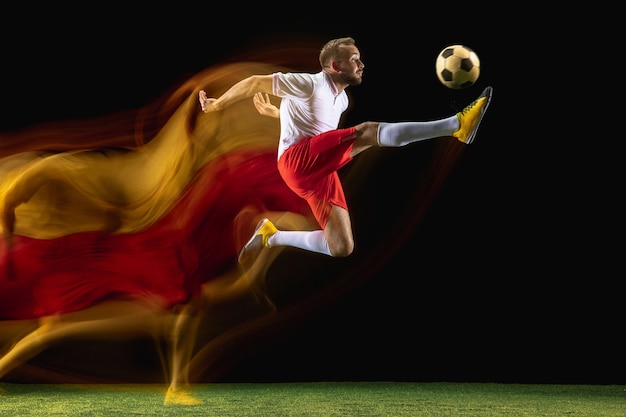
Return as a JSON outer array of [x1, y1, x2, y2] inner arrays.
[[199, 90, 217, 113], [253, 92, 279, 118]]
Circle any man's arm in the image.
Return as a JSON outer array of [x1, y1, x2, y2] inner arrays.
[[199, 74, 273, 113]]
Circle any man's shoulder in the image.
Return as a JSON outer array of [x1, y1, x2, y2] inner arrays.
[[275, 71, 321, 91], [278, 71, 322, 80]]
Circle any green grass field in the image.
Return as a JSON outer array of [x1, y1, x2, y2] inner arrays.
[[1, 382, 624, 416]]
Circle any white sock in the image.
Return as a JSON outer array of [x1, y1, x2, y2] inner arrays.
[[377, 116, 459, 147], [268, 230, 332, 256]]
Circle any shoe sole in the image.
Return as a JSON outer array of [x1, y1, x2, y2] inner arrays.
[[238, 218, 270, 264], [465, 86, 493, 145]]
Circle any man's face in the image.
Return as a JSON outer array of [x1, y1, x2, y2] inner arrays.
[[335, 45, 364, 86]]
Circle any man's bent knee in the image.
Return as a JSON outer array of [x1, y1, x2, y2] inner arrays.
[[328, 239, 354, 258]]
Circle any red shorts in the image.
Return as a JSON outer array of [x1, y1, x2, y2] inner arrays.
[[277, 127, 357, 229]]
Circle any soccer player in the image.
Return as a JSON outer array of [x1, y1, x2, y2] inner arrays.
[[199, 37, 492, 265]]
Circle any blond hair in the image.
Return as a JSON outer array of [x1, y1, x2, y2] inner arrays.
[[319, 37, 356, 69]]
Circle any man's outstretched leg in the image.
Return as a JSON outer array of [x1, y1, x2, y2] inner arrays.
[[377, 86, 493, 147]]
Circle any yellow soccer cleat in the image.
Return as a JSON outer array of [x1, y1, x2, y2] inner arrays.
[[453, 86, 493, 144], [238, 218, 277, 264]]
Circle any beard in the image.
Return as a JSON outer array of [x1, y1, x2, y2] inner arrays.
[[340, 71, 363, 86]]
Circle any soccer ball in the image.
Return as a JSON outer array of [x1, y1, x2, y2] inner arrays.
[[435, 45, 480, 89]]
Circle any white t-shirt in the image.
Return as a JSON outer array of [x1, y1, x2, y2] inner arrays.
[[272, 70, 349, 159]]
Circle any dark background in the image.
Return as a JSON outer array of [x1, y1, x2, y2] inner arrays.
[[1, 7, 620, 384]]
